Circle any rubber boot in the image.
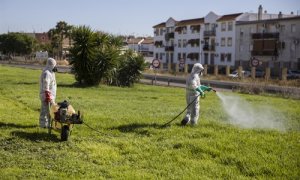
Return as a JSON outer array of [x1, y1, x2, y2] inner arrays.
[[181, 116, 190, 126]]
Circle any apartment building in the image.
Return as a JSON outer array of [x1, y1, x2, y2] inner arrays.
[[153, 5, 299, 74], [153, 17, 203, 71], [236, 14, 300, 75]]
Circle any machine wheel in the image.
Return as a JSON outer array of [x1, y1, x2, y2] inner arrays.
[[61, 125, 70, 141]]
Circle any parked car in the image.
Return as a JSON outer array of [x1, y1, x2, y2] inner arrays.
[[228, 70, 251, 78], [287, 70, 300, 79]]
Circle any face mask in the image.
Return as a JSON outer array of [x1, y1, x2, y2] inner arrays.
[[52, 67, 58, 72]]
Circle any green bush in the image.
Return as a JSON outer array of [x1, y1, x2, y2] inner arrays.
[[69, 26, 144, 87], [113, 50, 146, 87], [69, 26, 120, 86]]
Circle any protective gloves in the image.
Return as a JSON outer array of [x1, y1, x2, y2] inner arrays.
[[195, 86, 205, 98], [200, 85, 213, 92], [45, 91, 51, 103]]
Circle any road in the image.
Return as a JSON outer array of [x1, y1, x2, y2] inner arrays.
[[1, 61, 299, 96]]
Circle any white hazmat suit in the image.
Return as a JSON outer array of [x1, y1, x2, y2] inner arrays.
[[181, 63, 204, 125], [39, 58, 57, 128]]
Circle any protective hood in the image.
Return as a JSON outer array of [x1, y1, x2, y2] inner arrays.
[[45, 58, 57, 71], [191, 63, 204, 75]]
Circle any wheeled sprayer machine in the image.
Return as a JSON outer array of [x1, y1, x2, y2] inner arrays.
[[48, 100, 83, 141]]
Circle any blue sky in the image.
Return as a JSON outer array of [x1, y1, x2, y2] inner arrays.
[[1, 0, 299, 36]]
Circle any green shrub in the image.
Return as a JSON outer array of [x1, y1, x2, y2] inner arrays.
[[113, 50, 146, 87], [69, 26, 144, 87]]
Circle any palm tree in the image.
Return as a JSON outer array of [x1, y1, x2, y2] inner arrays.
[[48, 21, 73, 60]]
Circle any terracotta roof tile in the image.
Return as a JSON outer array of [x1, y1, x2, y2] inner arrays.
[[153, 22, 166, 28], [177, 18, 204, 26], [217, 13, 243, 22]]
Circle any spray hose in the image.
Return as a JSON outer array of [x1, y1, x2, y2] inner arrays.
[[161, 86, 216, 127], [161, 94, 200, 127]]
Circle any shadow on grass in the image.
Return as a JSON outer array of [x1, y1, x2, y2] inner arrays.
[[58, 82, 93, 88], [110, 123, 163, 136], [16, 82, 38, 85], [11, 131, 60, 142], [0, 122, 37, 129]]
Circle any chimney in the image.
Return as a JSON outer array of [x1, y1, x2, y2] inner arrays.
[[278, 11, 283, 19], [258, 5, 263, 20]]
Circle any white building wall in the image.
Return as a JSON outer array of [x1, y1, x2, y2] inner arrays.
[[236, 17, 300, 71], [216, 21, 237, 66]]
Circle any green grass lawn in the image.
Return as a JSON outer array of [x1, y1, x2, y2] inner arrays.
[[0, 65, 299, 179]]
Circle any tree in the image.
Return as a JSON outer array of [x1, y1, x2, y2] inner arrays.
[[69, 26, 145, 87], [70, 26, 121, 86], [0, 33, 37, 56], [113, 50, 146, 87], [48, 21, 73, 59]]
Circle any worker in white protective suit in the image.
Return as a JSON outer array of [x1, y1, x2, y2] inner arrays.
[[181, 63, 204, 126], [39, 58, 57, 128]]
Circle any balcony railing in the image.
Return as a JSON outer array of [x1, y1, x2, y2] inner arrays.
[[165, 32, 174, 41], [203, 30, 216, 37], [203, 45, 215, 51], [252, 33, 279, 39], [165, 46, 174, 51]]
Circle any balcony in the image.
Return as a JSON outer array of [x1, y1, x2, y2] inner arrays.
[[154, 41, 163, 47], [165, 32, 174, 41], [203, 45, 215, 51], [204, 30, 216, 37], [252, 33, 279, 39], [251, 50, 278, 56], [188, 39, 200, 47], [187, 53, 199, 60], [165, 46, 174, 51]]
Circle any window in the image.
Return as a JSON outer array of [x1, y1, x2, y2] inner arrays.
[[154, 28, 159, 36], [183, 39, 187, 48], [182, 27, 187, 34], [170, 52, 174, 63], [291, 24, 296, 33], [166, 53, 169, 63], [155, 53, 159, 59], [221, 22, 226, 31], [228, 22, 233, 31], [221, 53, 225, 62], [227, 37, 232, 46], [191, 25, 200, 33], [204, 53, 209, 64], [183, 53, 186, 60], [159, 28, 163, 36], [227, 53, 232, 62], [221, 38, 225, 46], [240, 28, 244, 36], [178, 39, 182, 48], [160, 53, 163, 60], [178, 53, 181, 60], [204, 24, 209, 31]]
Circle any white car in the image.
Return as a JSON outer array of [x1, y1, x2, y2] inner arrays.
[[228, 70, 251, 78]]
